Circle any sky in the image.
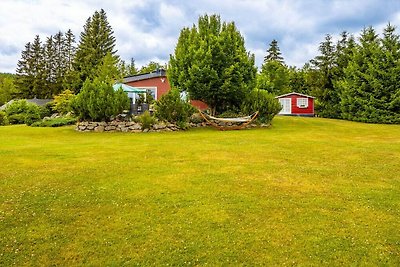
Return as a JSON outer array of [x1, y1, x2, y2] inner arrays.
[[1, 0, 400, 73]]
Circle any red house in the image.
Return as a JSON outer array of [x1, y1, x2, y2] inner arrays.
[[123, 69, 208, 110], [123, 69, 170, 100], [275, 92, 315, 116]]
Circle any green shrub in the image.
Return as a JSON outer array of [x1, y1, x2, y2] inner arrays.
[[189, 113, 204, 124], [24, 104, 41, 126], [5, 100, 42, 125], [154, 88, 196, 125], [53, 90, 75, 115], [7, 114, 26, 124], [0, 111, 8, 125], [40, 102, 54, 118], [31, 117, 77, 127], [241, 89, 282, 124], [137, 111, 156, 130], [218, 110, 244, 118], [71, 79, 130, 122]]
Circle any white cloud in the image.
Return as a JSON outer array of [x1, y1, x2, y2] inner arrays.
[[1, 0, 400, 73]]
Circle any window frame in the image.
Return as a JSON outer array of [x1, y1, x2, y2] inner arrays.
[[296, 98, 308, 108]]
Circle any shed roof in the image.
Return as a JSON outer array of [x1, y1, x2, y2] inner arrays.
[[275, 92, 315, 99], [0, 98, 53, 110], [123, 69, 166, 83]]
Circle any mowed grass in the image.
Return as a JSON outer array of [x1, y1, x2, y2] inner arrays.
[[0, 116, 399, 266]]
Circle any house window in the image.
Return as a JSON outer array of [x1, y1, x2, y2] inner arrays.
[[297, 98, 308, 108]]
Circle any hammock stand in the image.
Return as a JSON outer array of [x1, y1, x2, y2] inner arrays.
[[199, 110, 259, 131]]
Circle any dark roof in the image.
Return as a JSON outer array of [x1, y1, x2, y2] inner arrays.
[[27, 98, 53, 106], [0, 98, 53, 110], [275, 92, 315, 99], [123, 69, 166, 83]]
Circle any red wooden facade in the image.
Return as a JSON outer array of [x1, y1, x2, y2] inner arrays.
[[275, 92, 315, 116], [123, 69, 208, 110], [123, 70, 170, 100]]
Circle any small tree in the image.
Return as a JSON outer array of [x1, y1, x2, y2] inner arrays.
[[5, 100, 41, 125], [71, 78, 129, 121], [241, 89, 282, 124], [154, 88, 195, 125], [53, 89, 76, 115]]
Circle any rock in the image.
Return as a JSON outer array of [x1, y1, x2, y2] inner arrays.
[[87, 125, 95, 130], [129, 124, 141, 130], [143, 128, 149, 133], [105, 126, 116, 131], [51, 113, 59, 118], [43, 116, 51, 121], [153, 122, 167, 130], [94, 126, 104, 132], [120, 127, 129, 132]]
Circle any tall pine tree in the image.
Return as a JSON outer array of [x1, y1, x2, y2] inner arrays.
[[258, 39, 289, 95], [340, 25, 400, 123], [264, 39, 284, 63], [74, 9, 118, 90]]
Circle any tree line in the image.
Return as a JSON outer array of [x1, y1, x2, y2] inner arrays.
[[1, 11, 399, 124], [256, 25, 400, 123]]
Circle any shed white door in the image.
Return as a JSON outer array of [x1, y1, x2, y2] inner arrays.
[[279, 98, 291, 114]]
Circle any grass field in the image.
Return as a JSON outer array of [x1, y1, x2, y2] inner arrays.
[[1, 116, 399, 266]]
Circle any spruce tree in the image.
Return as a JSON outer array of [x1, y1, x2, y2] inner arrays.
[[264, 39, 284, 63], [310, 34, 342, 118], [339, 26, 392, 122], [16, 35, 47, 98], [258, 39, 289, 95], [15, 42, 34, 98], [74, 9, 118, 91]]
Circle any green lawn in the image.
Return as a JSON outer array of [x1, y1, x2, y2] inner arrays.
[[1, 116, 399, 266]]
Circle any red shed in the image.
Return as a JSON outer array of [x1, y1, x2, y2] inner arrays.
[[275, 92, 315, 116]]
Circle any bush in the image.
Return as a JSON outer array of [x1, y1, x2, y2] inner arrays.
[[137, 111, 156, 130], [24, 104, 41, 126], [31, 117, 77, 127], [7, 114, 26, 124], [241, 89, 282, 124], [5, 100, 42, 125], [40, 102, 54, 118], [53, 90, 75, 115], [0, 110, 8, 125], [154, 88, 196, 125], [71, 79, 130, 122]]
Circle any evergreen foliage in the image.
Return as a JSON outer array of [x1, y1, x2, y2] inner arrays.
[[169, 14, 256, 115], [119, 58, 139, 77], [241, 89, 282, 123], [339, 25, 400, 123], [139, 61, 166, 74], [258, 39, 290, 95], [4, 100, 42, 125], [74, 9, 118, 90], [71, 78, 129, 122], [258, 60, 290, 95], [15, 31, 76, 98], [310, 34, 342, 118], [0, 73, 17, 105], [53, 90, 76, 115], [264, 39, 284, 63], [0, 111, 8, 125], [154, 88, 196, 124]]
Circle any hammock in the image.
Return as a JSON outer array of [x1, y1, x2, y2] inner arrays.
[[199, 110, 259, 130]]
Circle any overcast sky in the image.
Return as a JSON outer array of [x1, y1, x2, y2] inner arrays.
[[1, 0, 400, 73]]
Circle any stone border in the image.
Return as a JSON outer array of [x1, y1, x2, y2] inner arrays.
[[76, 121, 199, 133]]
